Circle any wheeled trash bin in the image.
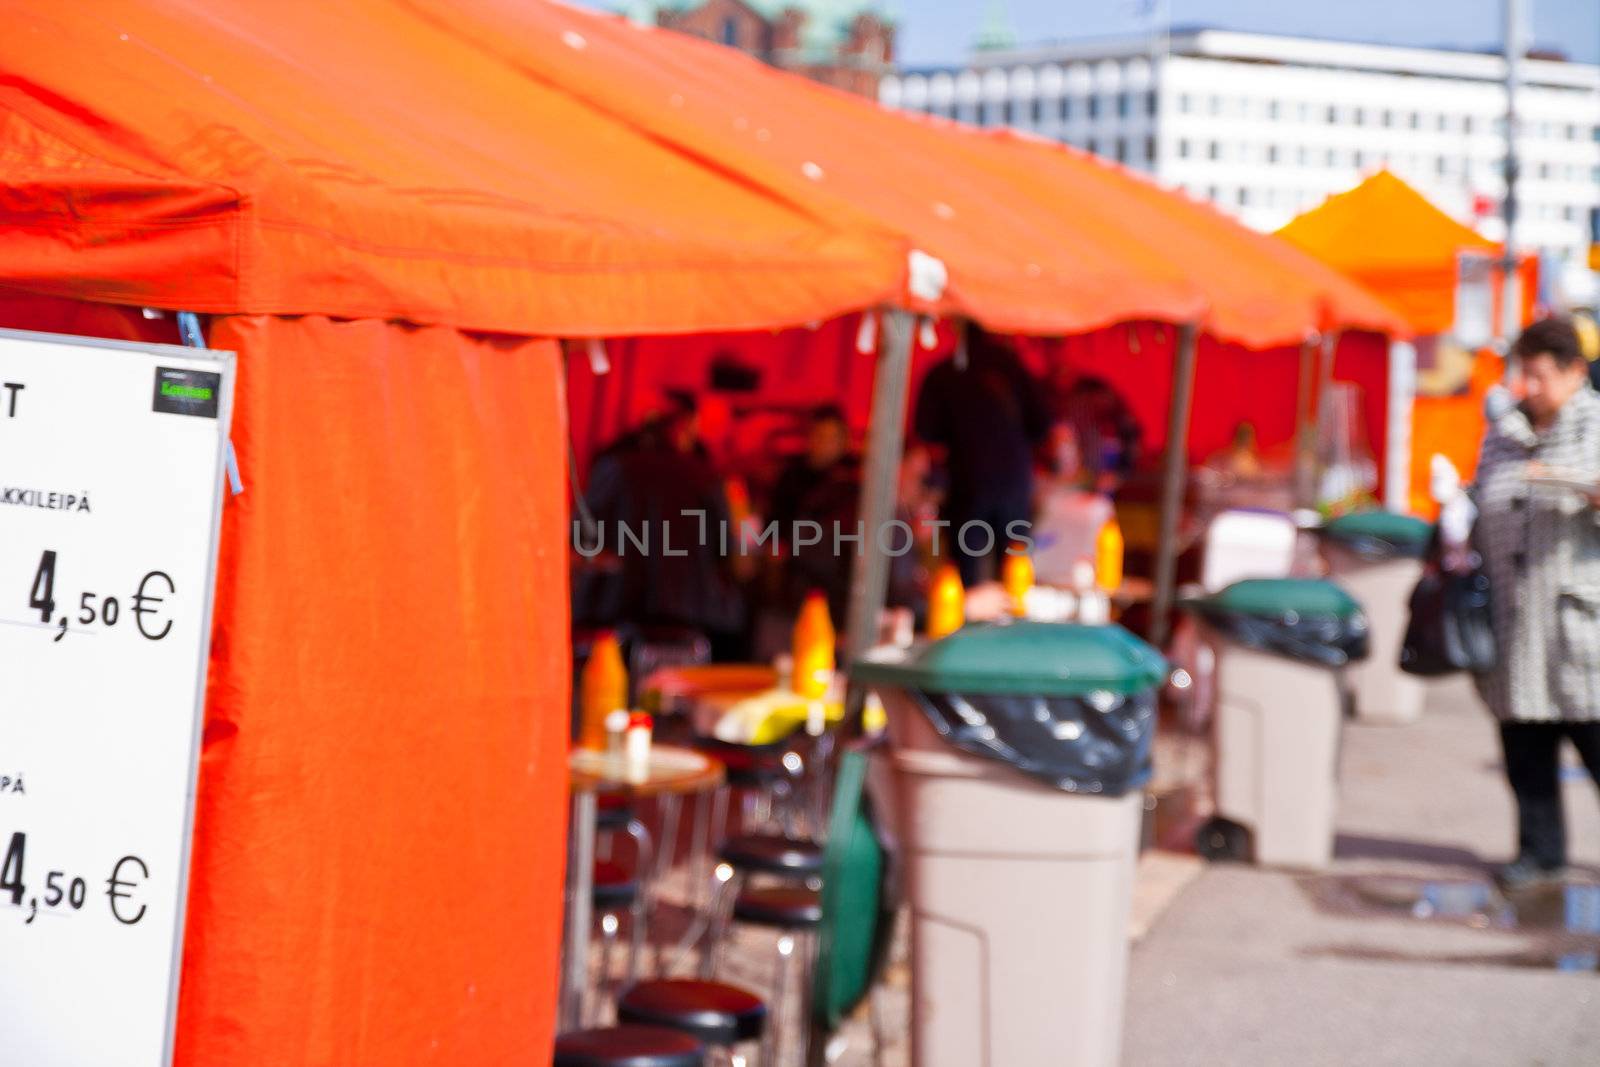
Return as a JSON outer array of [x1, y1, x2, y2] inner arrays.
[[853, 620, 1166, 1067], [1184, 579, 1368, 870], [1318, 510, 1433, 725]]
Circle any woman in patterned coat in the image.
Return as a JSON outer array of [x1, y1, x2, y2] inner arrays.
[[1473, 317, 1600, 888]]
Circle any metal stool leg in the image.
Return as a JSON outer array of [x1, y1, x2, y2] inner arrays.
[[699, 863, 740, 978], [623, 821, 654, 983], [654, 794, 682, 886], [592, 911, 621, 1026], [761, 933, 794, 1067]]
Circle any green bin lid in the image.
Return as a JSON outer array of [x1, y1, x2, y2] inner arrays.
[[1192, 578, 1362, 620], [850, 620, 1167, 697], [1323, 510, 1433, 548]]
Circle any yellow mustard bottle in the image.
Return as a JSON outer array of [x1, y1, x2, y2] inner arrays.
[[578, 631, 627, 751], [926, 563, 966, 639], [791, 591, 836, 700]]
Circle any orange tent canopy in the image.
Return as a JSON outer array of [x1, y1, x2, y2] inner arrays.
[[408, 0, 1404, 347], [0, 1, 910, 336], [1277, 170, 1533, 336]]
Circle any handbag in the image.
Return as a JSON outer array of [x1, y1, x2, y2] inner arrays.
[[1399, 564, 1496, 676]]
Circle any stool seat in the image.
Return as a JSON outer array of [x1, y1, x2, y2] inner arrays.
[[553, 1024, 705, 1067], [695, 738, 792, 788], [593, 859, 639, 908], [717, 833, 823, 877], [732, 885, 822, 929], [617, 979, 767, 1047], [596, 793, 634, 832]]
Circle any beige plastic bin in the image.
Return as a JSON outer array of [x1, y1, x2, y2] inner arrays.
[[1188, 579, 1368, 871], [1207, 638, 1344, 869], [854, 621, 1166, 1067], [1316, 510, 1435, 727]]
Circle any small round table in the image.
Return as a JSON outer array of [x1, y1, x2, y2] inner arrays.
[[561, 745, 724, 1029]]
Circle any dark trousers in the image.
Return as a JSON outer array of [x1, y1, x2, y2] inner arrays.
[[946, 496, 1031, 588], [1499, 720, 1600, 868]]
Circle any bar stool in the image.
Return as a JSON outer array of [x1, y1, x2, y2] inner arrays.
[[553, 1024, 706, 1067], [590, 860, 649, 1024], [616, 979, 768, 1067], [716, 746, 894, 1065], [728, 886, 822, 1066], [699, 833, 821, 977]]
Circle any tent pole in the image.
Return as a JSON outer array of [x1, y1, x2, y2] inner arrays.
[[1149, 321, 1199, 649], [1294, 334, 1318, 508], [844, 308, 915, 665]]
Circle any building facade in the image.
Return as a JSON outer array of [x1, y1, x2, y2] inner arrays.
[[631, 0, 894, 98], [880, 30, 1600, 291]]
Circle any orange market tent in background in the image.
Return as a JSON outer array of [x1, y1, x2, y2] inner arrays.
[[1279, 171, 1538, 515], [0, 2, 922, 1064]]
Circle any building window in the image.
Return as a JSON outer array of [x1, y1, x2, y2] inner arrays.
[[721, 17, 738, 46], [1030, 97, 1042, 124], [1326, 147, 1338, 166], [1381, 110, 1394, 127], [1114, 137, 1128, 162], [1297, 146, 1309, 165], [1002, 99, 1015, 126], [1207, 185, 1221, 201], [1178, 93, 1192, 113], [1208, 141, 1221, 160], [1267, 145, 1280, 163], [1436, 156, 1449, 176], [1354, 107, 1366, 126], [1463, 116, 1475, 135], [1145, 134, 1157, 162], [1238, 188, 1250, 206], [1267, 100, 1280, 120], [1566, 124, 1580, 141], [1059, 96, 1072, 121], [1086, 137, 1098, 155], [1178, 138, 1191, 158], [1088, 96, 1100, 120], [1408, 112, 1420, 129], [1210, 95, 1223, 115], [1355, 150, 1367, 168], [1117, 93, 1130, 118], [1326, 105, 1338, 123], [1146, 91, 1158, 117], [1437, 114, 1450, 132]]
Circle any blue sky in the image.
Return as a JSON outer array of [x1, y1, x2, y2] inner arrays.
[[895, 0, 1600, 68]]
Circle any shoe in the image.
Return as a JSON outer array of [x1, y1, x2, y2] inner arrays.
[[1493, 857, 1567, 891]]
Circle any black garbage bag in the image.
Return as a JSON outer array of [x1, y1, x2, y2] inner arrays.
[[1185, 578, 1370, 668], [905, 688, 1156, 796], [1189, 603, 1369, 667]]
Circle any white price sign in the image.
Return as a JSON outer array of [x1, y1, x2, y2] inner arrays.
[[0, 328, 233, 1066]]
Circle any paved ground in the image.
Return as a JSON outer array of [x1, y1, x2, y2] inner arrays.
[[1124, 675, 1600, 1067], [633, 675, 1600, 1065]]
